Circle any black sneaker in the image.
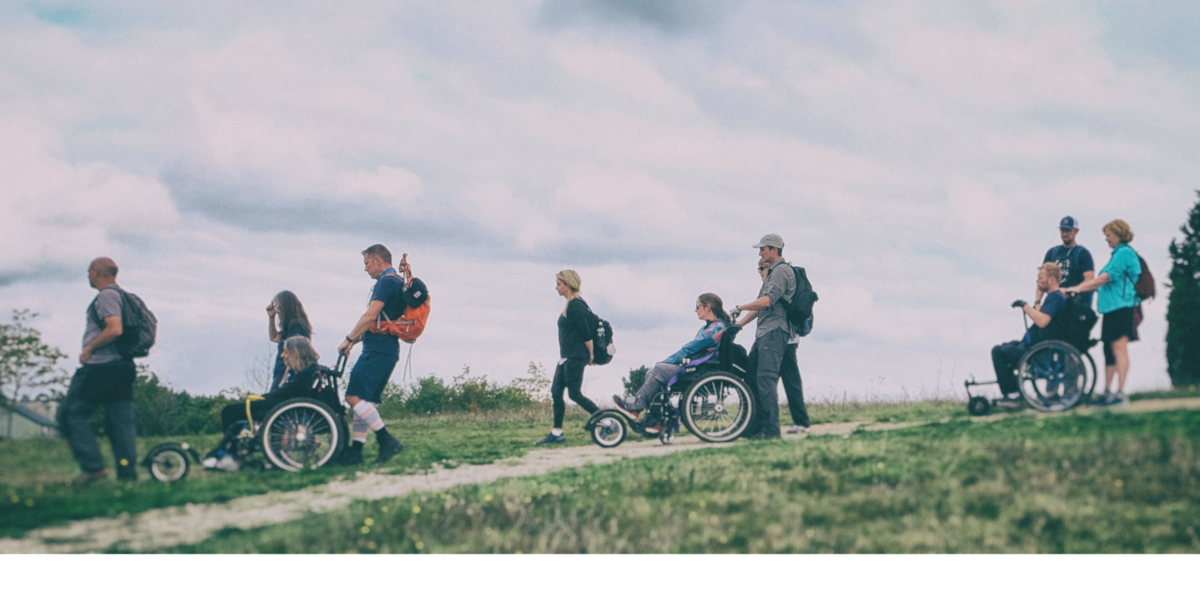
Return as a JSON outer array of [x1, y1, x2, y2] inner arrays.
[[376, 436, 404, 464], [535, 433, 566, 445]]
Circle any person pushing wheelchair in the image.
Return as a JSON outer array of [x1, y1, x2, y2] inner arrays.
[[991, 262, 1067, 402]]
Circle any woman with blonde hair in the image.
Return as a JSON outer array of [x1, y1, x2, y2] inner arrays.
[[206, 336, 325, 470], [537, 270, 600, 445], [1062, 219, 1142, 406]]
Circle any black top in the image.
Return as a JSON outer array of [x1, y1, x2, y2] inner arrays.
[[270, 322, 311, 392], [558, 297, 592, 360], [1044, 244, 1095, 305], [263, 364, 321, 404]]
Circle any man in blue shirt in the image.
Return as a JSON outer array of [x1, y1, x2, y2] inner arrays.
[[1037, 216, 1095, 308], [992, 263, 1067, 400], [335, 244, 405, 465]]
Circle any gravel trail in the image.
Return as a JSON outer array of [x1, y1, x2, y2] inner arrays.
[[4, 396, 1197, 554]]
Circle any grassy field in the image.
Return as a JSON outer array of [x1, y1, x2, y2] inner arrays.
[[173, 408, 1200, 553], [0, 404, 597, 538]]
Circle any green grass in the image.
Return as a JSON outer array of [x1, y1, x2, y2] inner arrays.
[[0, 403, 592, 538], [804, 398, 965, 424], [1129, 386, 1200, 401], [174, 409, 1200, 553]]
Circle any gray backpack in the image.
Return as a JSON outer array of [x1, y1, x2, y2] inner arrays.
[[89, 288, 157, 358]]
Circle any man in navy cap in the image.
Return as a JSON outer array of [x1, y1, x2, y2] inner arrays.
[[1036, 216, 1095, 308]]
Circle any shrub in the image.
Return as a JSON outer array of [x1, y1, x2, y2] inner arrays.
[[623, 365, 648, 396], [378, 363, 547, 417]]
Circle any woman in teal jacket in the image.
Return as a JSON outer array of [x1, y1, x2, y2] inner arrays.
[[1063, 219, 1141, 405]]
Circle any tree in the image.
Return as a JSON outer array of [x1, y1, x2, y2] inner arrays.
[[0, 309, 69, 402], [1166, 191, 1200, 388], [623, 365, 648, 396]]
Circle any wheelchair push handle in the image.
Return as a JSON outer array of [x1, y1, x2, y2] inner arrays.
[[334, 352, 349, 377]]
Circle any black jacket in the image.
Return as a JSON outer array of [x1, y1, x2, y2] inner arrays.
[[558, 297, 592, 360]]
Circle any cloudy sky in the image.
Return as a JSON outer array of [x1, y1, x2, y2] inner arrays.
[[3, 0, 1197, 403]]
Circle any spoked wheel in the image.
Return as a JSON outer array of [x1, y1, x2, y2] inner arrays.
[[590, 412, 627, 448], [261, 398, 344, 472], [681, 371, 754, 442], [146, 445, 190, 482], [1080, 349, 1098, 402], [659, 427, 675, 445], [967, 396, 991, 416], [1018, 341, 1087, 412]]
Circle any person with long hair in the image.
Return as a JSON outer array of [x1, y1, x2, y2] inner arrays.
[[206, 335, 326, 471], [1062, 219, 1142, 406], [537, 270, 601, 445], [267, 290, 313, 392], [613, 293, 731, 435]]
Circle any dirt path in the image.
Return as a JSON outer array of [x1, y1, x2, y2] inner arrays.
[[4, 396, 1198, 554]]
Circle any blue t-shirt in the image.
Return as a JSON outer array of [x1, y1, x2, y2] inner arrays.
[[1024, 290, 1065, 344], [1097, 244, 1142, 314], [270, 322, 311, 392], [1044, 245, 1095, 306], [361, 268, 405, 355]]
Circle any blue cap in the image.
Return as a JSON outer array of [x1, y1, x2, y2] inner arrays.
[[1059, 216, 1079, 230]]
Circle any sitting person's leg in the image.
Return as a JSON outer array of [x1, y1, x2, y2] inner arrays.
[[991, 341, 1027, 397], [624, 362, 683, 410]]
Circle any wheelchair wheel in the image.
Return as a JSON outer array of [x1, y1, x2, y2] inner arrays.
[[590, 412, 627, 448], [146, 445, 190, 482], [967, 396, 991, 416], [681, 371, 754, 443], [1018, 341, 1087, 412], [261, 398, 344, 472], [1081, 349, 1098, 401]]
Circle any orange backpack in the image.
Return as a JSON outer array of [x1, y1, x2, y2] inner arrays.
[[368, 254, 430, 343]]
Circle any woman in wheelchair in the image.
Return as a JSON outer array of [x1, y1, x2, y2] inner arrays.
[[612, 293, 731, 434], [204, 335, 324, 471]]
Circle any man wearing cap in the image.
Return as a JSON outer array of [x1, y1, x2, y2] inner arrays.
[[733, 234, 801, 440], [1036, 216, 1095, 308]]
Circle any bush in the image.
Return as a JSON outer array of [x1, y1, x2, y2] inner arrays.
[[130, 369, 226, 436], [378, 363, 548, 418], [623, 365, 648, 396]]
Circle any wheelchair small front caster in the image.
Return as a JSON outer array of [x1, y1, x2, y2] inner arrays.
[[967, 396, 991, 416]]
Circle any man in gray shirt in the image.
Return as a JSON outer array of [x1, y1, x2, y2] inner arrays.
[[60, 257, 139, 484], [733, 234, 802, 440]]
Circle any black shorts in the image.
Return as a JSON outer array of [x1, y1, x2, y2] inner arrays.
[[1101, 307, 1135, 343]]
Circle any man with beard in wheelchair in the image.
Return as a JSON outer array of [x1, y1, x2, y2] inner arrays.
[[612, 293, 731, 435], [992, 262, 1068, 404], [204, 335, 328, 471]]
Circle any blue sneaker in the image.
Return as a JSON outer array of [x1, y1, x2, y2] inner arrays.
[[535, 433, 566, 445], [1103, 392, 1129, 407]]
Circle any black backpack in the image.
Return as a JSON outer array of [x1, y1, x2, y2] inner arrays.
[[782, 263, 819, 337], [1056, 293, 1098, 352], [575, 298, 615, 366], [89, 288, 157, 359]]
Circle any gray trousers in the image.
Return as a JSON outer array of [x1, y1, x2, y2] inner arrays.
[[60, 361, 138, 478], [630, 362, 684, 410], [746, 328, 805, 438]]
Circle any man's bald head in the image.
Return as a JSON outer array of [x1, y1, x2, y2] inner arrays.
[[88, 257, 118, 289]]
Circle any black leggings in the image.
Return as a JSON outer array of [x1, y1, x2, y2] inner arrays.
[[550, 358, 598, 428]]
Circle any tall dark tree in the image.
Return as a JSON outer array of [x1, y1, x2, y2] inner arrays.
[[1166, 191, 1200, 388]]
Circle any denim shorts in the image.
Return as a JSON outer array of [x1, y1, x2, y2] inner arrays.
[[345, 351, 398, 403]]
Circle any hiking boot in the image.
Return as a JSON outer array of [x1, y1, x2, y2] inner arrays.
[[375, 435, 404, 464], [71, 470, 108, 486], [535, 433, 566, 445], [338, 444, 364, 465]]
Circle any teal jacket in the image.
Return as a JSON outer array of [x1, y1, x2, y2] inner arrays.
[[1097, 243, 1141, 314]]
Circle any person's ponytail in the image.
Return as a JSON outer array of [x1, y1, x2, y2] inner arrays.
[[698, 293, 731, 324]]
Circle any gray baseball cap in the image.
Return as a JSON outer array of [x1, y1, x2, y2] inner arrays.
[[753, 233, 785, 249]]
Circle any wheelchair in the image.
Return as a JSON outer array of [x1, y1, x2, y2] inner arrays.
[[964, 337, 1098, 416], [584, 324, 755, 447], [142, 355, 350, 482]]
